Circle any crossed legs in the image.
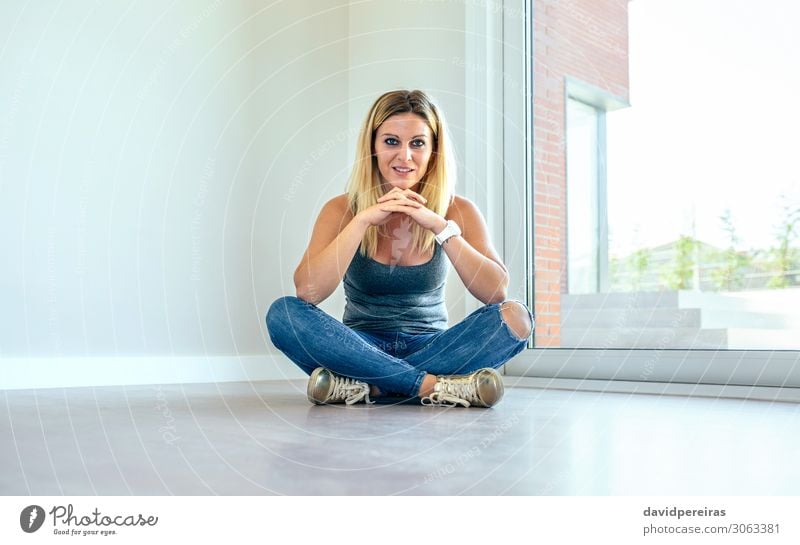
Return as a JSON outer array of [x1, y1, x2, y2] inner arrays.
[[266, 296, 533, 402]]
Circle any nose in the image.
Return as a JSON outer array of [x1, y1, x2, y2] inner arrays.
[[398, 145, 413, 161]]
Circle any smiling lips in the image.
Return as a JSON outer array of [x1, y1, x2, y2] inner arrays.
[[392, 166, 414, 176]]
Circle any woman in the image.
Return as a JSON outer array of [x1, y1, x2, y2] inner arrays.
[[266, 90, 533, 408]]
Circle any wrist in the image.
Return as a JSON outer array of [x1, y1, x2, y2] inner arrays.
[[432, 216, 449, 235], [353, 212, 371, 231], [434, 219, 462, 245]]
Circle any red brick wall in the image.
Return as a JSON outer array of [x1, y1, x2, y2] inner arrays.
[[533, 0, 630, 346]]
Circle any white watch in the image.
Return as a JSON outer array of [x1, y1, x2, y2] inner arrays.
[[435, 220, 461, 245]]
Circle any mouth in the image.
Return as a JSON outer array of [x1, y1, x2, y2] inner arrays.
[[392, 166, 415, 176]]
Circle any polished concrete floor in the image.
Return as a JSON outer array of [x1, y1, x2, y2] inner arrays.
[[2, 380, 799, 495]]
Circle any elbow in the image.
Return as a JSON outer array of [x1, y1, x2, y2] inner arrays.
[[295, 286, 318, 305], [294, 266, 337, 305], [485, 291, 507, 305], [483, 276, 509, 305], [295, 282, 326, 305], [481, 284, 508, 305], [293, 269, 316, 304]]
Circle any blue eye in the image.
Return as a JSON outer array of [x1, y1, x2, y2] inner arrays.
[[411, 139, 425, 148], [384, 137, 399, 145]]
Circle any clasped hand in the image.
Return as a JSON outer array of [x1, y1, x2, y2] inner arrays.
[[357, 187, 446, 233]]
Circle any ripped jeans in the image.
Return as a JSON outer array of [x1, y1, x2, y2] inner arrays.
[[265, 296, 533, 398]]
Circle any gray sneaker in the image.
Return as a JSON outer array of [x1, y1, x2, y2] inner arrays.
[[421, 368, 504, 408], [307, 368, 373, 405]]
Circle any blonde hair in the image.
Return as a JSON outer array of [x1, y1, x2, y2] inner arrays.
[[346, 90, 456, 258]]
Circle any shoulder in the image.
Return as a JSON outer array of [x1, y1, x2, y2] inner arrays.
[[447, 195, 479, 215], [445, 195, 484, 227], [326, 193, 350, 212], [308, 193, 353, 235], [321, 193, 353, 219]]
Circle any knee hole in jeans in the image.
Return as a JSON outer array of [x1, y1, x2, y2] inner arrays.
[[499, 300, 533, 341]]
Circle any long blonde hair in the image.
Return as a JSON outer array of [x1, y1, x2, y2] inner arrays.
[[346, 90, 456, 258]]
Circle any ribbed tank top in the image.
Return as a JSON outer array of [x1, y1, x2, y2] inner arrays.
[[343, 242, 450, 334]]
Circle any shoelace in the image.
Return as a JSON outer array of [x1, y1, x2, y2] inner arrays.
[[420, 377, 479, 407], [330, 375, 373, 405]]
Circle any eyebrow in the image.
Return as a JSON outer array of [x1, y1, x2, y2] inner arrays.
[[379, 133, 429, 139]]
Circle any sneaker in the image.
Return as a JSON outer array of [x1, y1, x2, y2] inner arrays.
[[307, 367, 373, 405], [421, 368, 504, 408]]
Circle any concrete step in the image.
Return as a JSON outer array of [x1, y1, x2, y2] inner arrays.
[[708, 287, 800, 313], [677, 291, 760, 313], [561, 308, 790, 329], [560, 327, 728, 349], [726, 329, 800, 350], [699, 310, 792, 329], [562, 289, 800, 314], [561, 291, 680, 311], [561, 308, 702, 328]]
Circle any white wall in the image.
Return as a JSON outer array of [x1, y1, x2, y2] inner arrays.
[[347, 0, 471, 321], [0, 0, 489, 389]]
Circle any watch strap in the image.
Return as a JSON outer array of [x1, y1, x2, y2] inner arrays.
[[435, 220, 461, 245]]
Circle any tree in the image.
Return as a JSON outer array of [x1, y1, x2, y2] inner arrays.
[[610, 247, 651, 292], [662, 235, 696, 290], [630, 247, 651, 291], [766, 196, 800, 289], [711, 209, 750, 291]]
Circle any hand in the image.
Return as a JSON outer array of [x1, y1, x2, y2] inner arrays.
[[354, 202, 395, 228], [376, 188, 448, 233]]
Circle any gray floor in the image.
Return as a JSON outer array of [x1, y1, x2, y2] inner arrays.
[[2, 380, 799, 495]]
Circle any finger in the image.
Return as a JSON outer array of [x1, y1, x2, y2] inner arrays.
[[402, 190, 427, 204], [378, 189, 407, 202], [383, 199, 422, 207], [379, 202, 422, 213], [380, 192, 413, 204]]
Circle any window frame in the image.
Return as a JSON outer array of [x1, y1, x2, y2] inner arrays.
[[565, 96, 603, 294], [486, 0, 800, 388]]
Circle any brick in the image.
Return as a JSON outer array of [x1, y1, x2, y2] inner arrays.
[[536, 226, 561, 239], [534, 293, 561, 305], [535, 270, 562, 282], [532, 314, 560, 326], [529, 0, 628, 338]]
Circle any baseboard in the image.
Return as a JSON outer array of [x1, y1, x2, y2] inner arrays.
[[0, 353, 306, 391], [8, 355, 795, 403], [505, 376, 800, 403]]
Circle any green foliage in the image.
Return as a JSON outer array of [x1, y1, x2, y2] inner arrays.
[[662, 235, 696, 290], [766, 197, 800, 289], [607, 197, 800, 293], [630, 248, 651, 291], [711, 209, 751, 291]]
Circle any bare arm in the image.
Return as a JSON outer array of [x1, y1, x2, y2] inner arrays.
[[293, 194, 397, 304], [375, 192, 509, 305], [440, 196, 509, 304], [293, 196, 368, 304]]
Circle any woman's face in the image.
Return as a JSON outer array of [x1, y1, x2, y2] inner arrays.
[[373, 113, 434, 192]]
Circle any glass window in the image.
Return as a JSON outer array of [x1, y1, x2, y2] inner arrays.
[[557, 1, 800, 350], [566, 98, 601, 295]]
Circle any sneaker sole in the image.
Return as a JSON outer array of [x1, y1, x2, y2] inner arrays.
[[307, 367, 333, 405], [475, 368, 504, 407]]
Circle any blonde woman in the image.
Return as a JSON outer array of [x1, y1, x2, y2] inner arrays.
[[266, 90, 533, 407]]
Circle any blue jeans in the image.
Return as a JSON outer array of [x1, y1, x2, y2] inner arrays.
[[266, 296, 532, 399]]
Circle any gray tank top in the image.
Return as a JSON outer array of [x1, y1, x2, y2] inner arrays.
[[343, 242, 450, 333]]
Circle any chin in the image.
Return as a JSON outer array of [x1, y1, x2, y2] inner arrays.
[[387, 179, 421, 190]]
